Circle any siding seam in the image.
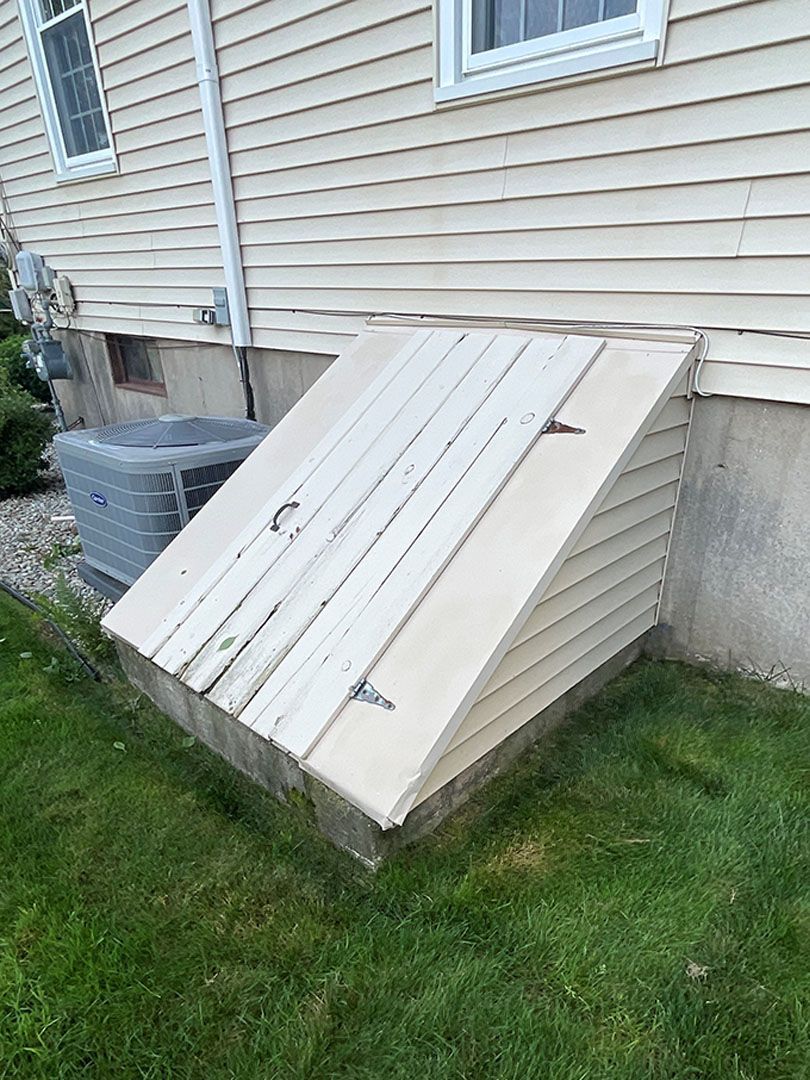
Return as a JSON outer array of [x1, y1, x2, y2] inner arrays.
[[735, 179, 754, 257]]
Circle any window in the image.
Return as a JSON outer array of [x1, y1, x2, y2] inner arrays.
[[108, 335, 166, 395], [436, 0, 666, 101], [17, 0, 116, 180]]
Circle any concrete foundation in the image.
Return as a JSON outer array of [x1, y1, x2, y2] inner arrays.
[[659, 394, 810, 689], [53, 330, 334, 431], [117, 634, 647, 866]]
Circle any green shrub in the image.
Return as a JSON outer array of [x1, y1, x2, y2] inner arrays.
[[0, 270, 20, 339], [0, 383, 52, 496], [0, 333, 50, 402]]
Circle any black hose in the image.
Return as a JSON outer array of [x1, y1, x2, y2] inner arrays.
[[234, 345, 256, 421], [0, 578, 101, 681]]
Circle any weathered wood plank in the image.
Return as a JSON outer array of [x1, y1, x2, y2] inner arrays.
[[167, 328, 492, 686], [203, 332, 528, 709], [248, 335, 603, 754], [145, 328, 446, 663]]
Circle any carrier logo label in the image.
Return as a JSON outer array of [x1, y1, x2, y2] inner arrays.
[[90, 491, 108, 507]]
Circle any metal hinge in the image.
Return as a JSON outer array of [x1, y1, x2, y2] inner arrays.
[[542, 419, 586, 435], [349, 679, 395, 711]]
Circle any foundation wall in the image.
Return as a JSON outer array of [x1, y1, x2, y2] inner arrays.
[[118, 634, 647, 866], [54, 330, 334, 431], [659, 394, 810, 689]]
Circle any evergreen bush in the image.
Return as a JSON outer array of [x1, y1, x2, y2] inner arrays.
[[0, 381, 52, 496], [0, 333, 50, 402]]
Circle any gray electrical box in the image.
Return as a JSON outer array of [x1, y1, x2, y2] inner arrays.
[[213, 287, 230, 326], [15, 250, 54, 292], [23, 337, 72, 381], [8, 287, 32, 322], [193, 287, 231, 327]]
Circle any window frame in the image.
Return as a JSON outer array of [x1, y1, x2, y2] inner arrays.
[[17, 0, 117, 182], [436, 0, 668, 102], [108, 335, 167, 397]]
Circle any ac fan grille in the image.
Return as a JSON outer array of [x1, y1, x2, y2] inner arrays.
[[181, 459, 244, 517]]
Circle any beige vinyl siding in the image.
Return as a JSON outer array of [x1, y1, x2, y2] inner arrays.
[[414, 389, 690, 806], [0, 0, 224, 344], [202, 0, 810, 400], [1, 0, 808, 399]]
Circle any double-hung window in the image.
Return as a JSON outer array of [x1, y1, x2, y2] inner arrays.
[[436, 0, 667, 101], [17, 0, 116, 181]]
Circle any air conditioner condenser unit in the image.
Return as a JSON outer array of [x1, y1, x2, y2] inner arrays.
[[55, 414, 269, 596]]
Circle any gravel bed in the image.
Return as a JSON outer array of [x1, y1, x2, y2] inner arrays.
[[0, 443, 110, 611]]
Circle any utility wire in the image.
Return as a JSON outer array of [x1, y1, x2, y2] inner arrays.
[[0, 578, 100, 681]]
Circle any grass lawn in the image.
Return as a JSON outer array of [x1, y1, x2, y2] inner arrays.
[[0, 590, 807, 1079]]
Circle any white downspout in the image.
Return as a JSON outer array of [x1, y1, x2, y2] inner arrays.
[[187, 0, 256, 415]]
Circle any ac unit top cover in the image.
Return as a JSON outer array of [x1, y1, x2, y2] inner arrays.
[[55, 415, 270, 469]]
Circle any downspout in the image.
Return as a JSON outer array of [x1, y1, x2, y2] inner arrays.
[[187, 0, 256, 420]]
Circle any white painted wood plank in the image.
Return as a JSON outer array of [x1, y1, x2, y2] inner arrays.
[[104, 330, 415, 649], [162, 331, 489, 684], [181, 331, 508, 693], [203, 332, 529, 709], [248, 335, 604, 752], [151, 331, 450, 666], [142, 328, 444, 661]]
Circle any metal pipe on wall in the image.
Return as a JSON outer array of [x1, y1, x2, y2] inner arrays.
[[187, 0, 256, 419]]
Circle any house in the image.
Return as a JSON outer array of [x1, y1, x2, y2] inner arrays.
[[1, 0, 808, 857]]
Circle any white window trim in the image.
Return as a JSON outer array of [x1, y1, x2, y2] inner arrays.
[[436, 0, 667, 102], [16, 0, 117, 182]]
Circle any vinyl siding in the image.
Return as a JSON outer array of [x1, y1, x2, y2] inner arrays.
[[414, 388, 691, 806], [0, 0, 808, 399], [206, 0, 810, 398], [0, 0, 225, 344]]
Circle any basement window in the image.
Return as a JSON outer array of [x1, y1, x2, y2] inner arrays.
[[17, 0, 116, 181], [108, 335, 166, 395], [435, 0, 666, 101]]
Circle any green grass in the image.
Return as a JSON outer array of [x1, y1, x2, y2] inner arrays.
[[0, 591, 807, 1079]]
